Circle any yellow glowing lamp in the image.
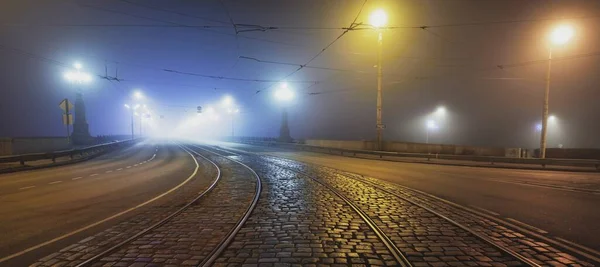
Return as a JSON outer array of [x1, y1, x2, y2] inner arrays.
[[550, 25, 574, 45], [369, 9, 388, 28]]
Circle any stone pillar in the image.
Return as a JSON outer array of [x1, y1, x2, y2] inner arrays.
[[71, 91, 93, 145], [278, 108, 292, 143]]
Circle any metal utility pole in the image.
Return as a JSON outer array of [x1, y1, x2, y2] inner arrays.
[[65, 100, 70, 143], [231, 114, 235, 137], [139, 115, 143, 137], [540, 49, 552, 159], [130, 110, 134, 140], [375, 31, 384, 150]]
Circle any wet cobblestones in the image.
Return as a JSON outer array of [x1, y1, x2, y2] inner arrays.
[[261, 155, 596, 267], [32, 147, 256, 267], [214, 154, 398, 266], [260, 156, 524, 267], [29, 146, 597, 267]]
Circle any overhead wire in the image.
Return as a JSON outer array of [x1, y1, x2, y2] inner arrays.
[[81, 3, 305, 47], [119, 0, 230, 25], [254, 0, 369, 94], [239, 56, 370, 73]]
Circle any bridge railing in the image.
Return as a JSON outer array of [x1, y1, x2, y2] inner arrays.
[[231, 139, 600, 170], [0, 139, 138, 166]]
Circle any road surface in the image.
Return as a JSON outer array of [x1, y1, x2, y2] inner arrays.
[[223, 141, 600, 251], [0, 141, 201, 266]]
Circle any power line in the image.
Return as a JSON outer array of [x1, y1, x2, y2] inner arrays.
[[162, 68, 318, 83], [0, 44, 69, 68], [0, 42, 320, 84], [82, 3, 304, 47], [239, 56, 369, 73], [119, 0, 230, 25], [254, 0, 368, 94]]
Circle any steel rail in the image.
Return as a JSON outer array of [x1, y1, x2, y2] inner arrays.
[[217, 144, 600, 265], [74, 144, 221, 267], [204, 145, 412, 267], [187, 144, 262, 267]]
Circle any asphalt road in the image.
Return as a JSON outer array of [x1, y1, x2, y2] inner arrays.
[[0, 141, 198, 266], [221, 142, 600, 252]]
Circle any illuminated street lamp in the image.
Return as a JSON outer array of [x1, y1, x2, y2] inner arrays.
[[274, 82, 294, 142], [227, 108, 240, 137], [369, 9, 387, 150], [222, 95, 234, 107], [426, 120, 439, 144], [540, 25, 574, 158], [125, 103, 141, 139], [133, 90, 144, 100], [436, 106, 446, 116]]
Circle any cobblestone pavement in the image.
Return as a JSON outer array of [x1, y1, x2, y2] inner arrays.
[[30, 146, 256, 267], [259, 155, 596, 267], [29, 145, 598, 267], [214, 153, 400, 266]]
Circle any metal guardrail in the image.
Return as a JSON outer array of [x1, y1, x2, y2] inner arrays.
[[232, 139, 600, 170], [0, 139, 138, 166]]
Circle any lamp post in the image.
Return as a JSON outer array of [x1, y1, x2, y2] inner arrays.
[[369, 9, 388, 151], [540, 25, 573, 158], [124, 90, 144, 140], [274, 82, 294, 143], [426, 120, 438, 144], [227, 108, 240, 137]]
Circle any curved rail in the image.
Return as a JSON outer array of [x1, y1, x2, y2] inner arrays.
[[260, 154, 541, 267], [212, 145, 546, 267], [203, 145, 412, 267], [187, 144, 262, 267], [74, 144, 221, 267]]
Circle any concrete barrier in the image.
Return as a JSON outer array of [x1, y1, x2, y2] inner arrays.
[[304, 139, 519, 158], [0, 137, 71, 156]]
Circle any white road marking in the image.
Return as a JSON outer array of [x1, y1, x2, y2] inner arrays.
[[90, 174, 98, 177], [116, 168, 123, 171], [505, 218, 548, 234], [105, 170, 113, 173], [133, 164, 138, 167], [126, 166, 131, 169], [0, 146, 201, 264], [48, 181, 62, 185], [72, 177, 83, 180], [19, 186, 36, 190]]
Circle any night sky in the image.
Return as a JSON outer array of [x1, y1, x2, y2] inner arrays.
[[1, 0, 599, 148]]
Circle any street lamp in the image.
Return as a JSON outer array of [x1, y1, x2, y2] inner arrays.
[[426, 120, 438, 144], [540, 25, 574, 158], [436, 106, 446, 116], [274, 82, 294, 142], [222, 95, 234, 107], [133, 90, 144, 100], [369, 9, 387, 150], [227, 108, 240, 137], [124, 103, 141, 139]]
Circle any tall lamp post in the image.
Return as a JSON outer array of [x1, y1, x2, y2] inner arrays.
[[124, 90, 144, 140], [425, 120, 438, 144], [227, 108, 240, 137], [124, 104, 140, 139], [540, 25, 573, 158], [64, 63, 93, 145], [274, 82, 294, 143], [369, 9, 388, 150]]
